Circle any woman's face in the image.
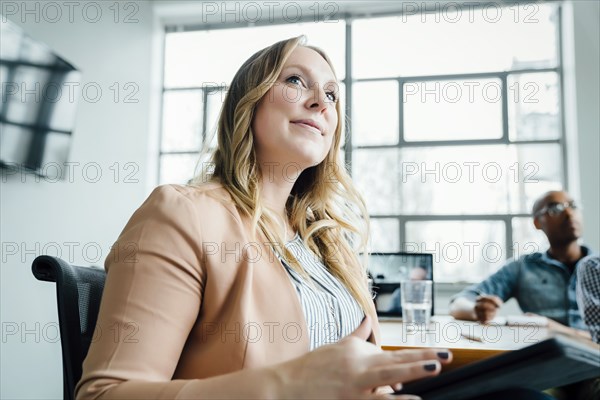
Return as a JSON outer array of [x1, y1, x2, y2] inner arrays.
[[251, 46, 339, 177]]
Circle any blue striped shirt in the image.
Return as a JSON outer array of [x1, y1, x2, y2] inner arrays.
[[279, 235, 364, 351]]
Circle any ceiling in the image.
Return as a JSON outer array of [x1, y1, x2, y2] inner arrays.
[[153, 0, 546, 29]]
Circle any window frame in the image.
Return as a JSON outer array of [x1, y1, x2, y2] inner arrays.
[[159, 2, 568, 281]]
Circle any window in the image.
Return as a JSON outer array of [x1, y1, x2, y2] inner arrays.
[[160, 2, 565, 282]]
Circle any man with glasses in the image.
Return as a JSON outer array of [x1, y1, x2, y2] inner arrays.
[[449, 190, 593, 339]]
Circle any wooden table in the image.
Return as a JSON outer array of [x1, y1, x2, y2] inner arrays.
[[379, 316, 550, 371]]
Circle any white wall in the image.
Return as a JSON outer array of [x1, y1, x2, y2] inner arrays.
[[0, 1, 598, 398], [563, 0, 600, 251], [0, 2, 160, 398]]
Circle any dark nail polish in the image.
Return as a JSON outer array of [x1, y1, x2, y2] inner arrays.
[[437, 351, 449, 359], [424, 363, 437, 371]]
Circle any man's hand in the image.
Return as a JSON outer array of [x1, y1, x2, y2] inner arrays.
[[474, 295, 503, 323]]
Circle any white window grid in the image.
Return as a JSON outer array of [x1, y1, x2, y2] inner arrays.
[[159, 2, 566, 282]]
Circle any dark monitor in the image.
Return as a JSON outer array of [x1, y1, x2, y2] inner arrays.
[[368, 252, 434, 318], [0, 16, 81, 178]]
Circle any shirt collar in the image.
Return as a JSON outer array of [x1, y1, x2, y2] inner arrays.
[[540, 245, 592, 269]]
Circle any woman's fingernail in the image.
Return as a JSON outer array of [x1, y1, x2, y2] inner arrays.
[[437, 351, 450, 359], [423, 363, 438, 371]]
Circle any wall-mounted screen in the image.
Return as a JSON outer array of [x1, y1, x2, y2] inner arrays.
[[1, 16, 81, 178]]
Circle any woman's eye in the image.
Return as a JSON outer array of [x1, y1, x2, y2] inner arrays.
[[286, 75, 303, 86], [326, 91, 338, 103]]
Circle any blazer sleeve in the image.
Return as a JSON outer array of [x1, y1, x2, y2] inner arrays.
[[75, 185, 206, 399]]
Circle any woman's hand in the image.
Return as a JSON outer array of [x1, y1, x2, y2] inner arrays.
[[274, 315, 453, 399]]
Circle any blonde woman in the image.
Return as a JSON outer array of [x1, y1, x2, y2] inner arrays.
[[75, 37, 550, 400]]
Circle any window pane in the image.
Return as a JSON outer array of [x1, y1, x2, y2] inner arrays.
[[508, 72, 560, 141], [159, 154, 198, 184], [405, 221, 506, 282], [353, 3, 558, 78], [205, 88, 226, 149], [161, 90, 203, 152], [353, 148, 401, 215], [370, 218, 400, 252], [352, 81, 398, 145], [509, 144, 563, 213], [47, 71, 81, 132], [404, 78, 503, 141], [512, 217, 549, 256], [4, 67, 49, 124], [353, 144, 562, 215], [0, 123, 32, 165], [164, 22, 345, 89]]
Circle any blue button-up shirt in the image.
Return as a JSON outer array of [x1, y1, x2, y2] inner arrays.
[[451, 246, 593, 330]]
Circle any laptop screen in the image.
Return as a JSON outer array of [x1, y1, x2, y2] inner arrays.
[[368, 252, 434, 318]]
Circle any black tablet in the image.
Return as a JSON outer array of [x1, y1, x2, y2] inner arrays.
[[368, 252, 434, 318], [395, 334, 600, 399]]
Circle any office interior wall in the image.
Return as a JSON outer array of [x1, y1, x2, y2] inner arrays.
[[0, 2, 158, 398], [563, 0, 600, 251]]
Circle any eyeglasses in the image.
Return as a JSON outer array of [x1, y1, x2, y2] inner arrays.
[[536, 201, 580, 217]]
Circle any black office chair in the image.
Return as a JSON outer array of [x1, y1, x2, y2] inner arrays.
[[32, 255, 106, 400]]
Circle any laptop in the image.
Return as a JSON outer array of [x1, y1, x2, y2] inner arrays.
[[368, 252, 434, 320]]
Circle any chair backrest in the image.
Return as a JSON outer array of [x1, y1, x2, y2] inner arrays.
[[32, 255, 106, 400]]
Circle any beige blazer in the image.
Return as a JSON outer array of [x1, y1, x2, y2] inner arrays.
[[76, 183, 380, 399]]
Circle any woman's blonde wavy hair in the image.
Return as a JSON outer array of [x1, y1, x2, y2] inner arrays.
[[190, 36, 374, 318]]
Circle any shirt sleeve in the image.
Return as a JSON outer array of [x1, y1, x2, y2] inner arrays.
[[75, 185, 206, 399], [576, 255, 600, 343], [450, 259, 521, 303]]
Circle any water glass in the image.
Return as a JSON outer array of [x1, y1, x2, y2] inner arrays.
[[401, 280, 433, 327]]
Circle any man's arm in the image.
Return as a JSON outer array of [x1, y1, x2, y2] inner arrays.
[[544, 317, 592, 339], [449, 296, 478, 321], [450, 294, 503, 322], [449, 260, 520, 323]]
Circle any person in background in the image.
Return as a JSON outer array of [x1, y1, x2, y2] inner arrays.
[[408, 265, 429, 281], [449, 190, 592, 339]]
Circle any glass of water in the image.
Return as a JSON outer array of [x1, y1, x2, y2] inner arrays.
[[401, 280, 432, 327]]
